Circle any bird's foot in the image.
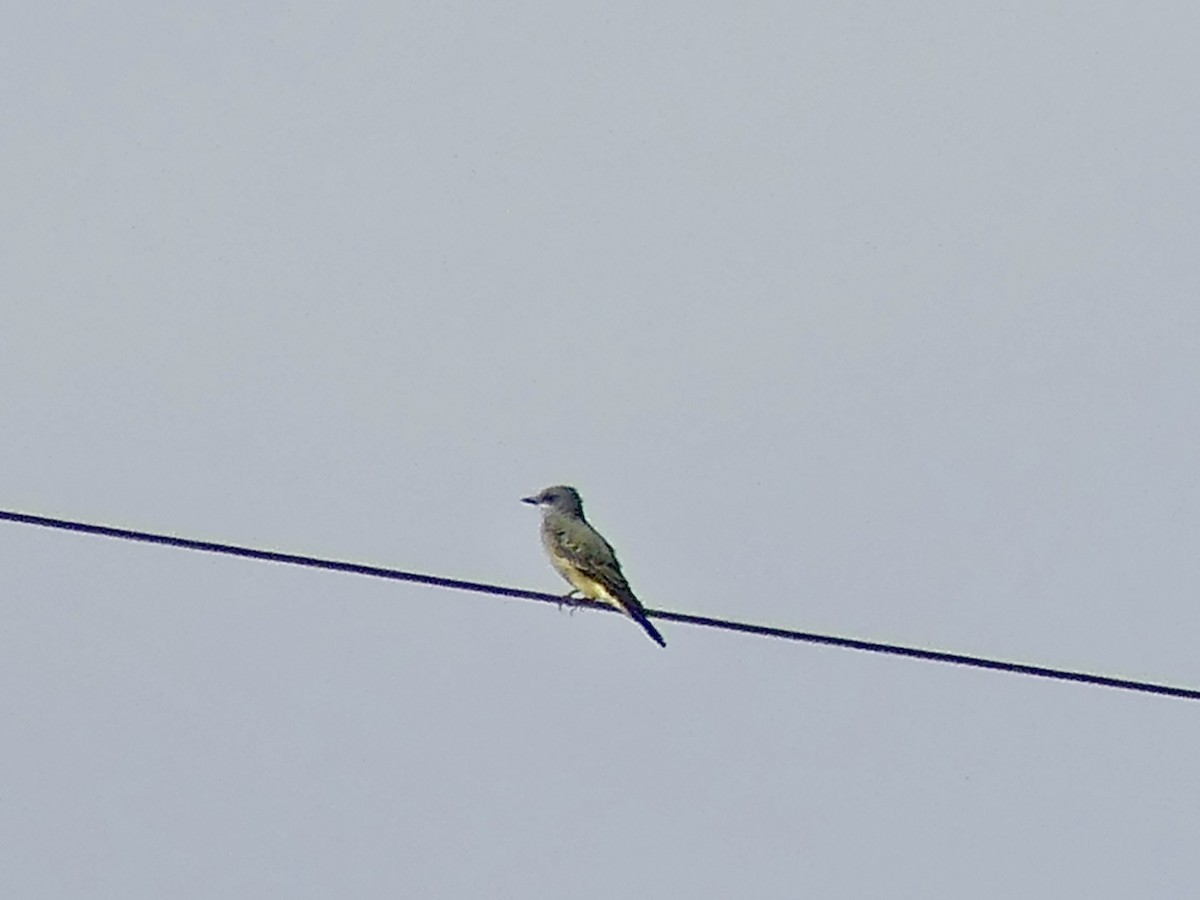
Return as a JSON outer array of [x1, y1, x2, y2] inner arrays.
[[557, 590, 583, 614]]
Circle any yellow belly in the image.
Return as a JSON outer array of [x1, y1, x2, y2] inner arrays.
[[551, 554, 622, 609]]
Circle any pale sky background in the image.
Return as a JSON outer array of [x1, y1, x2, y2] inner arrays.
[[3, 3, 1199, 897]]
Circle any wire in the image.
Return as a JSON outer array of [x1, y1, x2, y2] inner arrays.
[[2, 508, 1196, 702]]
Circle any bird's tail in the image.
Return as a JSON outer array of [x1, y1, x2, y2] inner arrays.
[[623, 602, 667, 648]]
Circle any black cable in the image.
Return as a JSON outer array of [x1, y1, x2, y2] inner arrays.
[[2, 508, 1196, 702]]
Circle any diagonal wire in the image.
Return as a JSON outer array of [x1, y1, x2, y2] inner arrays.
[[2, 508, 1196, 702]]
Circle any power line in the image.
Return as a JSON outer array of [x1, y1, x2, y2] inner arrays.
[[2, 508, 1196, 702]]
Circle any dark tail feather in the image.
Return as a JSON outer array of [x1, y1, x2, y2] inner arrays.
[[629, 607, 667, 648], [611, 586, 667, 647]]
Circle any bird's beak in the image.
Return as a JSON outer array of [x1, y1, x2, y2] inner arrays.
[[521, 495, 539, 505]]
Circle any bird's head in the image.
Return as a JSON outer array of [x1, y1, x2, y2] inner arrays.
[[521, 485, 585, 517]]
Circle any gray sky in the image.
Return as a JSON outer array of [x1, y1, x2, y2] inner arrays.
[[3, 2, 1198, 897]]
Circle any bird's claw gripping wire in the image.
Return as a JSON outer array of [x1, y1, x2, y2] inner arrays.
[[557, 590, 583, 614]]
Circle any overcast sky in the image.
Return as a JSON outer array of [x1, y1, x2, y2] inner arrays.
[[3, 3, 1199, 897]]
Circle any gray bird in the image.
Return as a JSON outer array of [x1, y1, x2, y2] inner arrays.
[[522, 486, 666, 648]]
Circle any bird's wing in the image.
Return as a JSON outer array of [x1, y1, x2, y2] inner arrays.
[[548, 519, 638, 604]]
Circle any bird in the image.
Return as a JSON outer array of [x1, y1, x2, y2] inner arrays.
[[522, 485, 666, 648]]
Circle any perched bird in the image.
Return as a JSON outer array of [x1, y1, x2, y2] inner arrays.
[[522, 485, 666, 648]]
